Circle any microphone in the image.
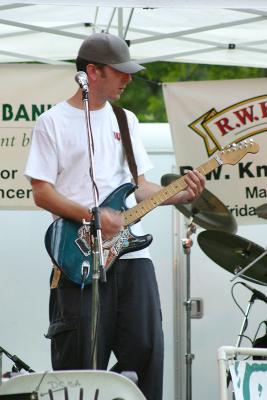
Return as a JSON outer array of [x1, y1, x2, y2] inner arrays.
[[75, 71, 89, 92], [241, 282, 267, 304]]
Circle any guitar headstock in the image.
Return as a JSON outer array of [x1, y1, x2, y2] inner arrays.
[[218, 139, 259, 165]]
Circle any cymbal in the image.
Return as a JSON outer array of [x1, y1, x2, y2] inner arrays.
[[256, 203, 267, 219], [197, 230, 267, 286], [161, 173, 237, 233]]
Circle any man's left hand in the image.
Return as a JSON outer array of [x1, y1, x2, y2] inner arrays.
[[169, 170, 205, 205]]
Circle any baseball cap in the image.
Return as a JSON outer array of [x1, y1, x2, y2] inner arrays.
[[78, 32, 145, 74]]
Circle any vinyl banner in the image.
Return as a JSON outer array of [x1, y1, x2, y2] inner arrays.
[[230, 360, 267, 400], [0, 64, 76, 209], [163, 78, 267, 225]]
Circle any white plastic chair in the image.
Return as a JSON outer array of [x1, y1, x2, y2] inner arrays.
[[0, 370, 146, 399]]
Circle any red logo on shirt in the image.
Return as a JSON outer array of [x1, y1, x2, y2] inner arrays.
[[114, 131, 121, 141]]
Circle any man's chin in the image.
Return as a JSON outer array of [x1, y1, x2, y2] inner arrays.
[[109, 94, 121, 101]]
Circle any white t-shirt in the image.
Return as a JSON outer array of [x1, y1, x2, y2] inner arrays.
[[25, 101, 153, 259]]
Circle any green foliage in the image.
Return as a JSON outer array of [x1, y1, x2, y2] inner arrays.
[[115, 62, 267, 122]]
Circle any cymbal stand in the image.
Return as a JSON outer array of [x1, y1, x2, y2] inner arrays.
[[230, 249, 267, 283], [181, 217, 196, 400]]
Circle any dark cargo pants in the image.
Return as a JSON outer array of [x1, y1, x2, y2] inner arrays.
[[46, 258, 164, 400]]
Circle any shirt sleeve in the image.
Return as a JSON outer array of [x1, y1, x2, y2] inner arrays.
[[124, 109, 154, 176], [24, 115, 58, 185]]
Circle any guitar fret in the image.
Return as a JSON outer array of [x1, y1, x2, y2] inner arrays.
[[197, 166, 206, 175], [197, 159, 218, 175], [123, 162, 214, 226], [124, 177, 188, 225]]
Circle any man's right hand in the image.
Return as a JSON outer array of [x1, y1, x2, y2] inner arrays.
[[100, 208, 124, 240]]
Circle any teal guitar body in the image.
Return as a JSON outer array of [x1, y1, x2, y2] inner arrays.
[[45, 183, 153, 287]]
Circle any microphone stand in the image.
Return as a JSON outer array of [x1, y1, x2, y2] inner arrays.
[[80, 83, 106, 370], [0, 345, 35, 380], [181, 217, 196, 400], [0, 348, 2, 385], [235, 294, 256, 349], [226, 293, 256, 393]]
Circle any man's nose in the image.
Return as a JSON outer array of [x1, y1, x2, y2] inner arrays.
[[123, 72, 132, 83]]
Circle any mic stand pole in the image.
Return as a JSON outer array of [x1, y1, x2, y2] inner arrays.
[[81, 86, 106, 370], [235, 294, 256, 349], [181, 217, 196, 400], [226, 294, 256, 393], [0, 348, 2, 385]]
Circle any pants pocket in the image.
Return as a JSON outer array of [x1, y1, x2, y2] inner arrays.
[[46, 318, 80, 370]]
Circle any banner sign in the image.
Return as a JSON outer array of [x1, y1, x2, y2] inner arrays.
[[230, 360, 267, 400], [0, 64, 76, 209], [163, 78, 267, 224]]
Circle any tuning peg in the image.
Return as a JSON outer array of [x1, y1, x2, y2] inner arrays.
[[228, 143, 237, 152], [238, 140, 245, 148]]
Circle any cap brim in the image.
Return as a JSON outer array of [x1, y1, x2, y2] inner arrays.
[[110, 61, 145, 74]]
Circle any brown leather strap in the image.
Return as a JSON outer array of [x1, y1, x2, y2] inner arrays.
[[50, 265, 61, 289], [112, 104, 138, 186]]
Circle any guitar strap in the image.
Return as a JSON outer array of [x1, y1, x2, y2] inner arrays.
[[112, 104, 138, 186]]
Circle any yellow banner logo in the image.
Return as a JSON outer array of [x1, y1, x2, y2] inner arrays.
[[189, 94, 267, 155]]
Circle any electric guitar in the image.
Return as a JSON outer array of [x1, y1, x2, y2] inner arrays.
[[45, 140, 259, 286]]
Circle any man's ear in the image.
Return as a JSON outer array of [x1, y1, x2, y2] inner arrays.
[[86, 64, 98, 81]]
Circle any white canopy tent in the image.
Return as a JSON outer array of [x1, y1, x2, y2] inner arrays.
[[1, 3, 267, 400], [0, 1, 266, 68]]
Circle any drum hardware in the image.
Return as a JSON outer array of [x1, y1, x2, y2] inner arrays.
[[255, 203, 267, 220], [239, 202, 267, 283], [237, 202, 267, 283], [181, 217, 196, 400], [161, 173, 237, 400], [163, 191, 267, 397], [230, 250, 267, 283], [197, 228, 267, 394], [161, 173, 237, 234], [197, 230, 267, 286]]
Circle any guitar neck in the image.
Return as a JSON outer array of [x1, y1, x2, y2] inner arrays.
[[123, 157, 219, 226]]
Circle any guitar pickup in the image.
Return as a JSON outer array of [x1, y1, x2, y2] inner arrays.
[[75, 237, 91, 256]]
